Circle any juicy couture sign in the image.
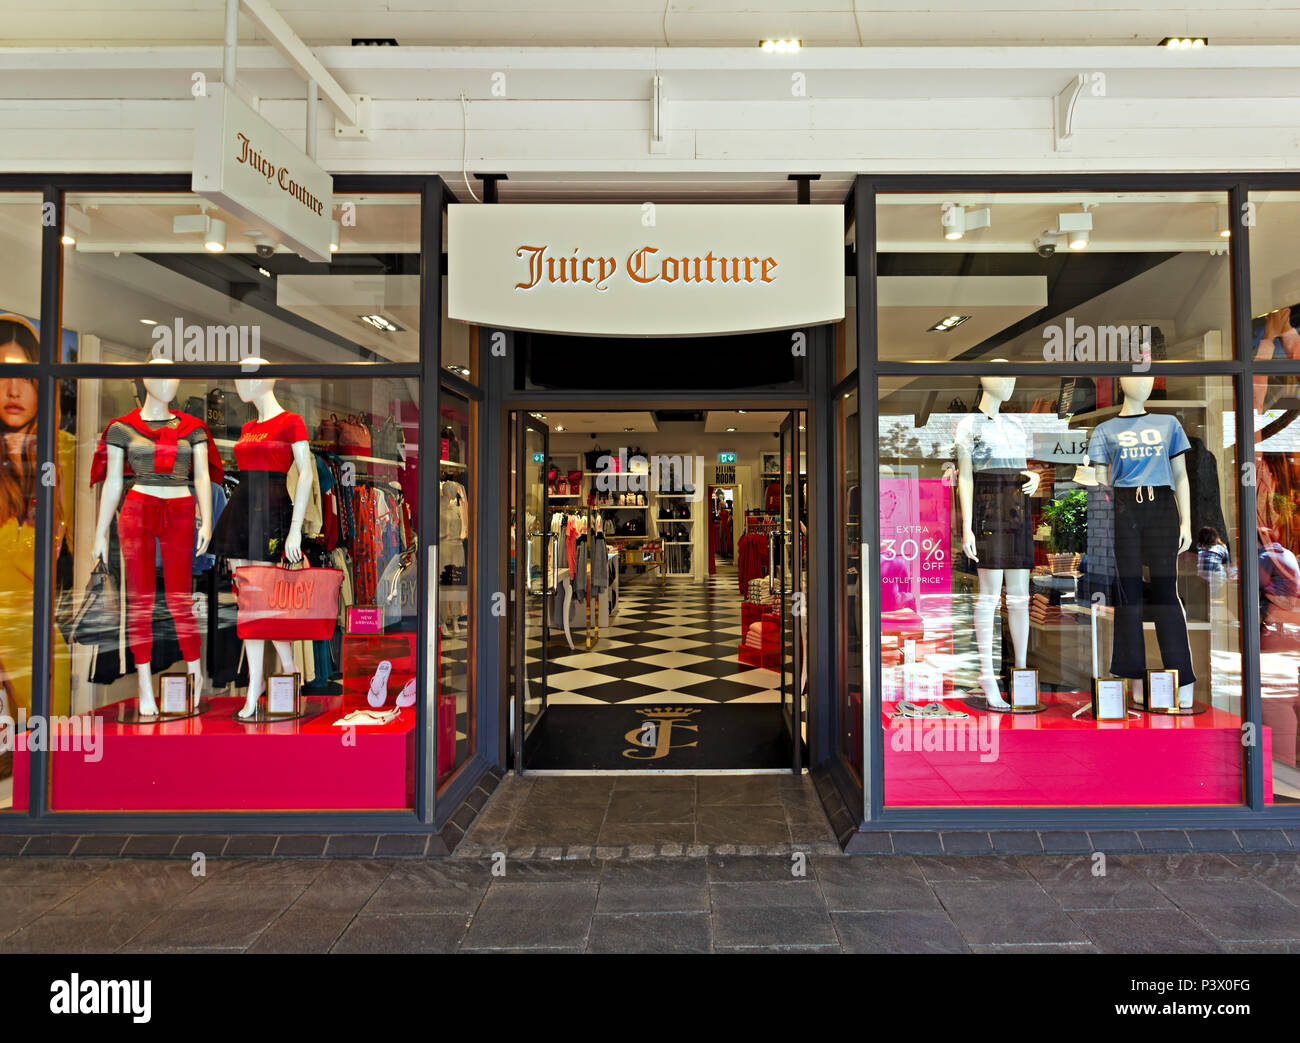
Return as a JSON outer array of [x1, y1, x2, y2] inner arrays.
[[192, 84, 334, 263], [448, 204, 844, 336]]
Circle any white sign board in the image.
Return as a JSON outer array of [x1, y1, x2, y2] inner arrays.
[[448, 204, 845, 336], [1032, 430, 1088, 464], [192, 84, 334, 263]]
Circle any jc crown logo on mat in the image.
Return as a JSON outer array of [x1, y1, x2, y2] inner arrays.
[[623, 706, 701, 761]]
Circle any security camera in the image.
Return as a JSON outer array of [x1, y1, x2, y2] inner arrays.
[[254, 239, 275, 259], [1034, 236, 1057, 258]]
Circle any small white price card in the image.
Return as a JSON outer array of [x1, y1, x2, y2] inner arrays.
[[160, 675, 191, 715], [1011, 669, 1039, 707], [1147, 671, 1177, 710]]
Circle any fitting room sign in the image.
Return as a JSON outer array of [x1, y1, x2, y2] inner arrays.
[[448, 204, 845, 336], [192, 84, 334, 263]]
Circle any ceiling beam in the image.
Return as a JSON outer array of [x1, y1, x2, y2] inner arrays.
[[237, 0, 357, 126]]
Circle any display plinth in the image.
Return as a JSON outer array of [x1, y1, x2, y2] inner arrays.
[[19, 695, 416, 811], [884, 692, 1270, 806]]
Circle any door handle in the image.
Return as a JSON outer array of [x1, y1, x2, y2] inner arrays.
[[526, 531, 559, 596], [769, 529, 796, 599]]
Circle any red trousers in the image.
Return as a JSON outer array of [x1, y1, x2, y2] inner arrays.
[[119, 489, 200, 664]]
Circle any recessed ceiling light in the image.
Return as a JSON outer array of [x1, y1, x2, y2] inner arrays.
[[139, 318, 157, 325], [726, 427, 737, 432], [555, 425, 566, 432], [760, 39, 801, 52], [624, 427, 634, 432], [1160, 36, 1207, 48], [737, 410, 748, 414], [257, 266, 272, 278], [927, 315, 972, 332], [60, 234, 76, 246], [359, 313, 402, 332]]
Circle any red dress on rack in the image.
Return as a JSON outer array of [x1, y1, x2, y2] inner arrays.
[[736, 529, 770, 596]]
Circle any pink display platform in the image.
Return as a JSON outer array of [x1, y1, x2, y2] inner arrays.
[[884, 692, 1271, 806], [13, 695, 415, 812]]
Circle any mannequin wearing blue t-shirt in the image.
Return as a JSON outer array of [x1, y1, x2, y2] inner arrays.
[[1088, 376, 1197, 708], [957, 375, 1039, 708]]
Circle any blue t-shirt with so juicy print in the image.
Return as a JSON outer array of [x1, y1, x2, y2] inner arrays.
[[1088, 412, 1191, 488]]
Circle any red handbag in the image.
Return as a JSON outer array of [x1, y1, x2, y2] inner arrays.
[[337, 414, 372, 457], [317, 413, 340, 452], [233, 560, 344, 640]]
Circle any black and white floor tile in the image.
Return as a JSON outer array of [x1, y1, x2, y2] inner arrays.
[[544, 561, 784, 705]]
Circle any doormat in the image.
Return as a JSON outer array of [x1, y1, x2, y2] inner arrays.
[[527, 704, 792, 770]]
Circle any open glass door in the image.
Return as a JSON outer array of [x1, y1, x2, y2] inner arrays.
[[777, 410, 806, 771], [513, 413, 554, 771]]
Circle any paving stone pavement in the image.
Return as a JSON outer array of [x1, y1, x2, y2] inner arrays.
[[3, 850, 1300, 952]]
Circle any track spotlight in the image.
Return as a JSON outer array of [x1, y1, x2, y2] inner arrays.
[[940, 204, 990, 241], [203, 218, 226, 253]]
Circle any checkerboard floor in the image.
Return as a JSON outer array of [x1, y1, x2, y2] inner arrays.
[[544, 562, 784, 705]]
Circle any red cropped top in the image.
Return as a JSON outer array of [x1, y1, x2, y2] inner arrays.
[[233, 411, 308, 472]]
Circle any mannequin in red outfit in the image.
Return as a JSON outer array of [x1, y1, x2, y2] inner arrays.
[[91, 363, 215, 717]]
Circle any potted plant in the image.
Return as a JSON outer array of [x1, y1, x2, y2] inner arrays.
[[1041, 488, 1088, 574]]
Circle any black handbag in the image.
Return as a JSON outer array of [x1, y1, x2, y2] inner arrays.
[[68, 561, 121, 648]]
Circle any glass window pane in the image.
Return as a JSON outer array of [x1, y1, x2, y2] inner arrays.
[[878, 375, 1244, 807], [837, 388, 863, 780], [63, 193, 420, 364], [876, 192, 1232, 364], [0, 192, 46, 814], [51, 375, 420, 811], [437, 387, 474, 786]]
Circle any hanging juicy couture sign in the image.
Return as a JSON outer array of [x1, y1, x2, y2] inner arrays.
[[448, 204, 844, 336], [192, 84, 334, 263]]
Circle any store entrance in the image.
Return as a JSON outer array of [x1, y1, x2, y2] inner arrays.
[[511, 408, 808, 772]]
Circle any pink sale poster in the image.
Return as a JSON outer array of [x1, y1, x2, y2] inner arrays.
[[879, 478, 952, 620]]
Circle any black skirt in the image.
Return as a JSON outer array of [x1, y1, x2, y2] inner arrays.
[[970, 469, 1034, 570], [211, 470, 294, 562]]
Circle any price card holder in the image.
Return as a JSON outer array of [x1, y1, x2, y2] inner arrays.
[[159, 673, 194, 716], [1091, 677, 1128, 721], [267, 673, 301, 717], [1145, 669, 1179, 712], [1010, 669, 1039, 708]]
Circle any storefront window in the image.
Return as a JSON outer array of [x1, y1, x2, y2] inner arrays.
[[876, 191, 1233, 364], [0, 193, 46, 813], [45, 375, 420, 811], [1248, 191, 1300, 802], [437, 386, 474, 785], [877, 375, 1244, 806], [62, 192, 420, 364]]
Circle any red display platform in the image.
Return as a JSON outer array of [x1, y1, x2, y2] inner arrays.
[[13, 695, 415, 812], [884, 692, 1270, 806]]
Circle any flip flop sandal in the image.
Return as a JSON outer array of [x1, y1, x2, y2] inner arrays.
[[892, 700, 925, 719], [395, 677, 417, 708], [367, 660, 393, 707], [920, 702, 969, 720]]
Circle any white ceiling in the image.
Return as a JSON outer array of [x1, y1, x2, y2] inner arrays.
[[704, 409, 787, 432], [539, 411, 659, 433], [8, 1, 1300, 47]]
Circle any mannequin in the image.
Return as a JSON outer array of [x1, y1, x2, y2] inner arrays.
[[210, 365, 313, 719], [90, 363, 215, 716], [1089, 376, 1196, 707], [956, 376, 1039, 707]]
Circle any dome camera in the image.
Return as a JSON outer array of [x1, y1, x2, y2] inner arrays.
[[1034, 236, 1057, 258], [254, 238, 275, 259]]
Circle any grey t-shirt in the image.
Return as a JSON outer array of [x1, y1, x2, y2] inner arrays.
[[106, 418, 205, 488]]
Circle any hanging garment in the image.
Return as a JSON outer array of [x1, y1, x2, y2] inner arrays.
[[737, 530, 770, 596]]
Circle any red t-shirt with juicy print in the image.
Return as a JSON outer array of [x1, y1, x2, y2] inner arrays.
[[233, 411, 308, 472]]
